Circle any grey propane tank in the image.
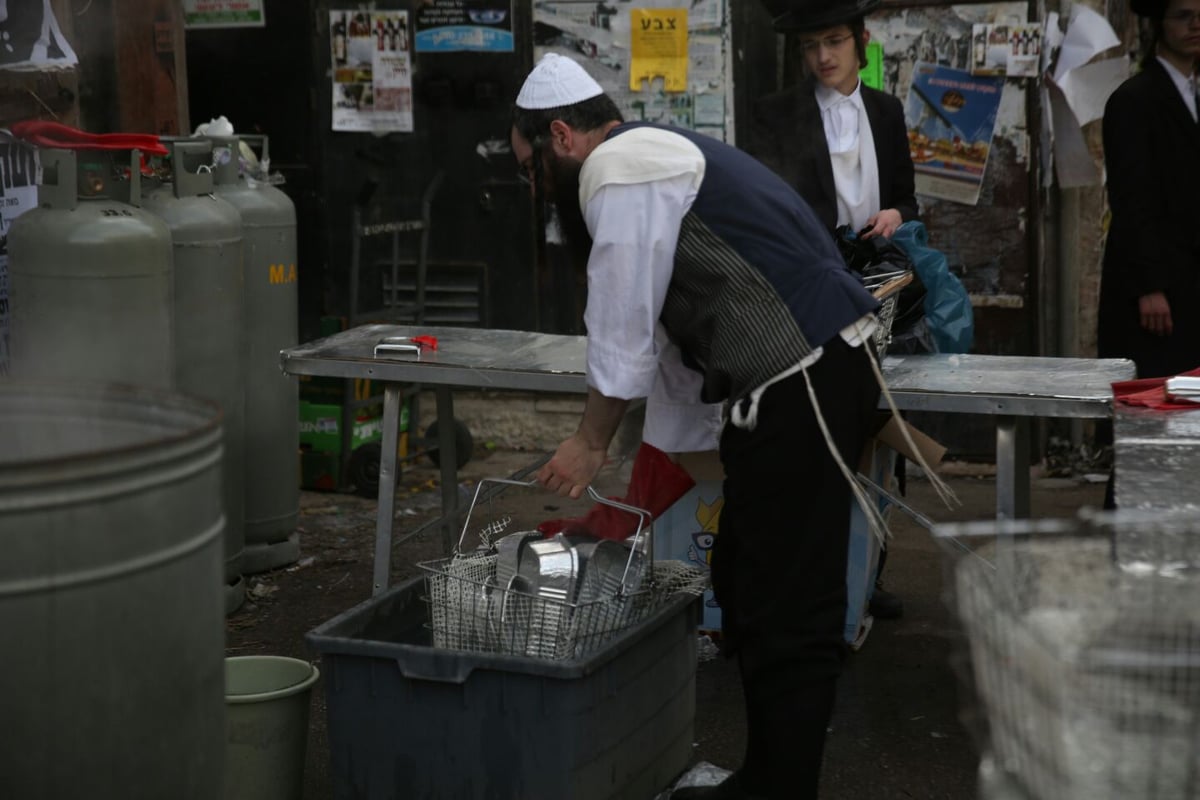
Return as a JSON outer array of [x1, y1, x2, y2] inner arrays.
[[210, 134, 300, 572], [7, 148, 173, 387], [0, 381, 226, 799], [143, 139, 247, 615]]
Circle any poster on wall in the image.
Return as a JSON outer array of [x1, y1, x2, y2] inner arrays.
[[0, 141, 40, 376], [533, 0, 730, 142], [971, 22, 1042, 77], [629, 8, 688, 92], [0, 0, 77, 70], [182, 0, 265, 29], [904, 63, 1004, 206], [330, 10, 414, 133], [414, 0, 514, 52]]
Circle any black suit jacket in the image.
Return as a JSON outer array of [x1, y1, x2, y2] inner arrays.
[[745, 78, 919, 236], [1098, 59, 1200, 377]]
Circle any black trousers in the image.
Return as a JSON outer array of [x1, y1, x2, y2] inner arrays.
[[712, 337, 881, 799]]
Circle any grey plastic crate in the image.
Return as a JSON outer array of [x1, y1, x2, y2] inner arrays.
[[306, 575, 700, 800]]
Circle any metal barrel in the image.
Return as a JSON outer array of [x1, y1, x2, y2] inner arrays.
[[209, 135, 300, 572], [144, 139, 248, 614], [0, 381, 226, 799], [7, 148, 173, 388]]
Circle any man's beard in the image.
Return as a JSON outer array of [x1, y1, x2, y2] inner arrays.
[[548, 154, 592, 272]]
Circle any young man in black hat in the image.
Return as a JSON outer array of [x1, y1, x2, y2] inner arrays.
[[1098, 0, 1200, 381], [748, 0, 917, 241], [512, 51, 887, 800], [747, 0, 919, 623]]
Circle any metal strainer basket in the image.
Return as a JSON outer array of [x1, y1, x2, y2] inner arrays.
[[863, 270, 914, 359], [935, 510, 1200, 800], [420, 478, 708, 661]]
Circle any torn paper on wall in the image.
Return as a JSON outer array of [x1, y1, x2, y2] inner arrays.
[[1052, 5, 1121, 83], [0, 0, 77, 71], [1042, 5, 1126, 187]]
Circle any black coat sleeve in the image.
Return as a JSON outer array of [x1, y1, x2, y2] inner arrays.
[[1101, 79, 1180, 297], [878, 93, 919, 223]]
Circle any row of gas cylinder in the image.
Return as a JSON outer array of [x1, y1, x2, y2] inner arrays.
[[5, 133, 299, 616]]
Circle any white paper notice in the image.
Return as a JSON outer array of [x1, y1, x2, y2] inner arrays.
[[1046, 82, 1099, 188], [1056, 57, 1129, 125], [1053, 5, 1120, 83], [1040, 6, 1125, 188]]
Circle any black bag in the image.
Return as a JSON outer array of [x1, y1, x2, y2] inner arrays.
[[834, 225, 932, 355]]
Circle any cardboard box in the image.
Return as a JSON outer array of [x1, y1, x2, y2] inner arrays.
[[650, 471, 725, 633], [846, 442, 891, 647], [869, 412, 947, 471], [653, 416, 944, 641], [848, 414, 945, 647]]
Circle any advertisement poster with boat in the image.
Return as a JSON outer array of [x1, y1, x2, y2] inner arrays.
[[904, 62, 1004, 206]]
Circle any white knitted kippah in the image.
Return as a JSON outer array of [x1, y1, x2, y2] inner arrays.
[[515, 53, 604, 110]]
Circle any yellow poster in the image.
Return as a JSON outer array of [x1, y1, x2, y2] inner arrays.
[[630, 8, 688, 92]]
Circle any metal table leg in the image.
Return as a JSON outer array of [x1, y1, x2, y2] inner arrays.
[[436, 385, 459, 555], [995, 415, 1031, 519], [372, 383, 405, 596]]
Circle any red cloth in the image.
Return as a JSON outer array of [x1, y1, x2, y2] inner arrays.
[[537, 442, 697, 541], [10, 120, 168, 156], [1113, 366, 1200, 411]]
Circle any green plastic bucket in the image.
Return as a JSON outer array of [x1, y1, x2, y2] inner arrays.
[[225, 655, 320, 800]]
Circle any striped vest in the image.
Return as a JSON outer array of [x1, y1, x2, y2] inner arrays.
[[608, 122, 879, 403]]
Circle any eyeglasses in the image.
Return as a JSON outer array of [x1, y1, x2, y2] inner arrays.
[[1165, 9, 1200, 24], [799, 33, 854, 53]]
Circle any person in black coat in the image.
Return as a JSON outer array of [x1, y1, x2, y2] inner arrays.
[[1099, 0, 1200, 379], [743, 0, 917, 628], [746, 0, 918, 240]]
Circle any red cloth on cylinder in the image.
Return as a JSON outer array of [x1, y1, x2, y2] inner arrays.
[[536, 442, 698, 541]]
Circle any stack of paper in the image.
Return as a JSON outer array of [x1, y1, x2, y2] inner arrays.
[[1165, 376, 1200, 404]]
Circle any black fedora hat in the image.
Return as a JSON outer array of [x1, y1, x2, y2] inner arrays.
[[1129, 0, 1167, 17], [764, 0, 882, 32]]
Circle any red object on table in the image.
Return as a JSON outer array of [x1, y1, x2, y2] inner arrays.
[[537, 442, 698, 541], [411, 335, 438, 351], [1113, 366, 1200, 411]]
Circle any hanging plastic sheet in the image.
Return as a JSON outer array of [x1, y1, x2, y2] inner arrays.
[[892, 221, 974, 354]]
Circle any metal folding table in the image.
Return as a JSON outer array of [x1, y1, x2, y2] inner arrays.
[[1113, 403, 1200, 509], [280, 324, 1135, 595]]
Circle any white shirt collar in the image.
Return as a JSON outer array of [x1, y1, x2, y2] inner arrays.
[[1157, 54, 1198, 86], [815, 79, 863, 113]]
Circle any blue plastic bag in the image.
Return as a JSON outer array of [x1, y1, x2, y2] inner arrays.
[[891, 221, 974, 354]]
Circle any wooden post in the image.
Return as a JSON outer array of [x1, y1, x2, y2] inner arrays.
[[111, 0, 189, 135]]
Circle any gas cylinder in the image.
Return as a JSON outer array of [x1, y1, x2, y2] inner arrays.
[[0, 381, 225, 799], [210, 134, 300, 573], [7, 148, 173, 387], [143, 139, 247, 614]]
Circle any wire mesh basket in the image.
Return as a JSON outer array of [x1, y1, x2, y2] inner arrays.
[[419, 478, 709, 661], [864, 270, 913, 359], [934, 510, 1200, 800]]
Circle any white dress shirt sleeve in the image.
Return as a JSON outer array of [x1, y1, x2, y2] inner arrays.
[[581, 172, 697, 400]]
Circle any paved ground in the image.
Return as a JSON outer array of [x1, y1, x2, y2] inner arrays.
[[225, 447, 1106, 799]]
